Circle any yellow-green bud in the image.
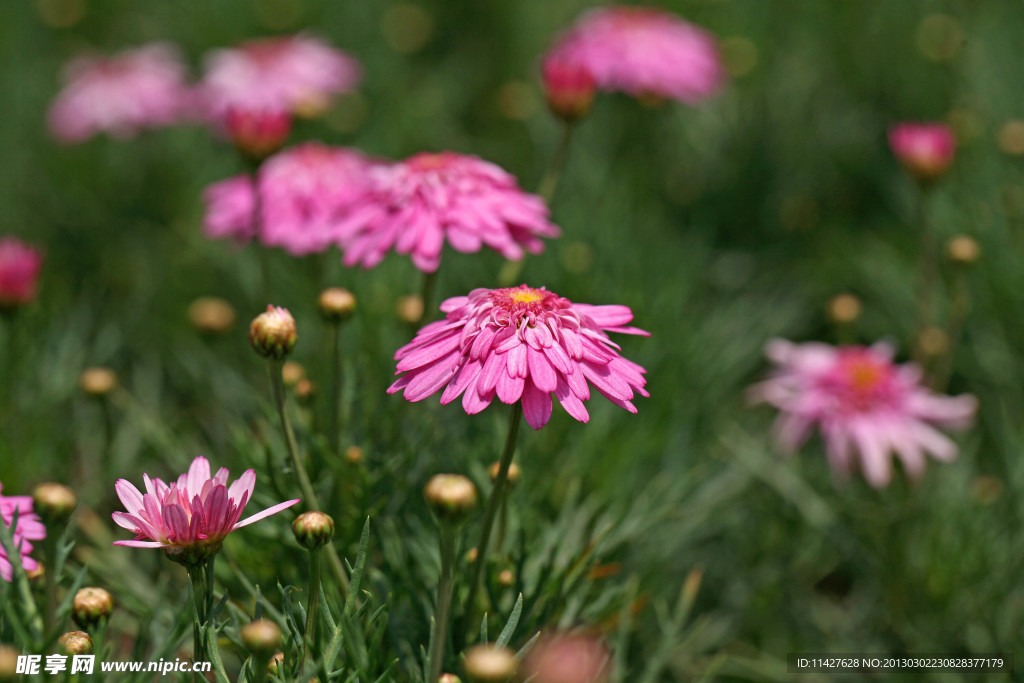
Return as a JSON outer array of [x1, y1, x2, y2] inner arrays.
[[318, 287, 356, 321], [292, 512, 335, 549], [79, 367, 118, 396], [826, 293, 861, 325], [32, 482, 77, 524], [267, 652, 285, 675], [72, 587, 113, 628], [295, 378, 316, 403], [463, 645, 518, 683], [345, 445, 364, 464], [249, 305, 298, 360], [281, 361, 305, 386], [424, 474, 478, 523], [58, 631, 93, 656], [946, 235, 980, 265], [189, 297, 237, 335], [241, 619, 282, 655], [488, 462, 521, 488], [396, 295, 424, 324], [439, 675, 463, 683], [0, 645, 19, 683]]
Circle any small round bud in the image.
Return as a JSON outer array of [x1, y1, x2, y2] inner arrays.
[[487, 462, 521, 487], [946, 235, 980, 265], [27, 562, 46, 585], [888, 122, 956, 184], [79, 367, 117, 396], [917, 325, 949, 358], [498, 569, 515, 587], [189, 297, 237, 335], [72, 587, 113, 628], [424, 474, 478, 523], [241, 619, 283, 655], [318, 287, 356, 321], [826, 293, 861, 325], [0, 645, 19, 682], [542, 56, 596, 123], [522, 633, 610, 683], [249, 305, 298, 360], [439, 675, 463, 683], [267, 652, 285, 675], [58, 631, 93, 656], [295, 378, 316, 404], [32, 482, 77, 524], [281, 361, 305, 387], [345, 445, 364, 464], [292, 512, 335, 549], [224, 107, 291, 161], [396, 295, 424, 324], [463, 645, 518, 683], [465, 547, 479, 563]]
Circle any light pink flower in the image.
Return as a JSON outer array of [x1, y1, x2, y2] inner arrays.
[[199, 35, 361, 119], [336, 152, 560, 273], [888, 122, 956, 182], [0, 236, 44, 310], [202, 175, 257, 244], [546, 6, 724, 104], [749, 340, 977, 488], [0, 483, 46, 582], [388, 285, 648, 430], [48, 43, 191, 143], [112, 456, 299, 564]]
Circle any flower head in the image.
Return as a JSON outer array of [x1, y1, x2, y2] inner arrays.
[[337, 153, 560, 273], [888, 123, 956, 182], [249, 306, 298, 360], [521, 633, 610, 683], [749, 340, 977, 487], [0, 482, 46, 582], [542, 55, 596, 122], [48, 43, 191, 143], [112, 456, 299, 565], [546, 6, 724, 104], [222, 106, 292, 160], [199, 35, 361, 119], [0, 237, 43, 311], [389, 285, 648, 430]]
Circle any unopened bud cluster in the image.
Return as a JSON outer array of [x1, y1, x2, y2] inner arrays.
[[58, 631, 93, 656], [292, 511, 335, 549], [241, 619, 283, 656], [319, 287, 357, 321], [32, 482, 77, 524], [72, 587, 113, 629], [249, 305, 298, 360], [424, 474, 478, 524]]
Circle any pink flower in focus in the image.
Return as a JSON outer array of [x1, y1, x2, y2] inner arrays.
[[202, 175, 256, 244], [0, 483, 47, 582], [888, 123, 956, 182], [48, 43, 191, 143], [200, 35, 361, 119], [336, 152, 560, 273], [0, 237, 44, 310], [112, 456, 299, 565], [546, 6, 724, 104], [388, 285, 648, 430], [749, 340, 977, 488]]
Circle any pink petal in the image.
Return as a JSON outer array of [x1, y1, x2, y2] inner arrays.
[[234, 499, 301, 529]]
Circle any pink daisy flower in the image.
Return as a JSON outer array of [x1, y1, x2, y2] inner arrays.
[[47, 43, 191, 143], [749, 340, 977, 488], [202, 175, 257, 244], [199, 35, 361, 119], [0, 236, 44, 310], [0, 482, 47, 582], [388, 285, 648, 430], [336, 152, 560, 273], [112, 456, 299, 565], [546, 6, 724, 104], [888, 122, 956, 182]]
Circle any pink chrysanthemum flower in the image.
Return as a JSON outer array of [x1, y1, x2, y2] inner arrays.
[[0, 483, 46, 582], [336, 152, 560, 273], [388, 285, 648, 430], [199, 35, 361, 119], [749, 340, 977, 488], [202, 175, 257, 244], [888, 122, 956, 182], [47, 43, 191, 143], [0, 236, 44, 310], [112, 456, 299, 565], [546, 6, 724, 104]]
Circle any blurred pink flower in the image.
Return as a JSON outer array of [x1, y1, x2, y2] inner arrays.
[[521, 633, 610, 683], [336, 152, 560, 273], [888, 122, 956, 182], [0, 236, 44, 310], [388, 285, 648, 430], [222, 106, 292, 160], [199, 35, 361, 119], [542, 54, 597, 122], [749, 340, 977, 488], [0, 483, 46, 582], [47, 43, 191, 143], [202, 175, 256, 244], [546, 6, 724, 104], [112, 456, 299, 564]]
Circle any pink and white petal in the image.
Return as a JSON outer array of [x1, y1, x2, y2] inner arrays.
[[114, 479, 145, 515], [113, 540, 168, 548], [228, 470, 257, 505], [234, 499, 301, 529]]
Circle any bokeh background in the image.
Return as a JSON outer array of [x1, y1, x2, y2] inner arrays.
[[2, 0, 1024, 680]]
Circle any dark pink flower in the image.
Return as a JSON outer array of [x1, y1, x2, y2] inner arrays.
[[542, 54, 597, 122], [0, 237, 44, 310], [336, 152, 560, 273], [0, 483, 46, 582], [749, 340, 977, 488], [888, 123, 956, 182], [48, 43, 191, 143], [546, 6, 724, 104], [388, 285, 648, 430], [222, 106, 292, 160]]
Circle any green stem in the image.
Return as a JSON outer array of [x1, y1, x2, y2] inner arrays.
[[419, 269, 439, 325], [302, 548, 322, 666], [933, 267, 971, 391], [463, 403, 523, 624], [537, 122, 574, 204], [329, 322, 342, 456], [426, 528, 457, 683], [43, 533, 58, 635], [268, 361, 350, 592], [186, 564, 208, 664], [912, 185, 938, 369]]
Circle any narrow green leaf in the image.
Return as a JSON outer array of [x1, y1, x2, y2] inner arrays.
[[495, 594, 523, 648]]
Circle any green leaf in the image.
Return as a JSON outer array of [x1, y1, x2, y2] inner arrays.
[[495, 594, 523, 648]]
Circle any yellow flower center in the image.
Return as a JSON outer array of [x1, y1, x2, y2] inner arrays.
[[508, 288, 544, 304]]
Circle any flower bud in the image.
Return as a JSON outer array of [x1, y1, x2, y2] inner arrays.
[[463, 645, 518, 683], [888, 123, 956, 183], [58, 631, 93, 656], [424, 474, 478, 524], [826, 293, 861, 325], [0, 645, 19, 682], [0, 236, 44, 312], [292, 511, 335, 549], [345, 445, 364, 465], [318, 287, 356, 321], [917, 325, 949, 357], [295, 378, 316, 404], [395, 295, 424, 324], [32, 482, 78, 524], [27, 562, 46, 585], [498, 569, 515, 587], [72, 587, 113, 628], [267, 652, 285, 675], [189, 297, 237, 335], [487, 462, 521, 488], [522, 633, 610, 683], [241, 619, 283, 655], [249, 305, 297, 360], [946, 235, 980, 265], [281, 361, 305, 387], [439, 675, 463, 683], [542, 55, 596, 123], [465, 547, 478, 563], [79, 367, 117, 397], [224, 107, 291, 161]]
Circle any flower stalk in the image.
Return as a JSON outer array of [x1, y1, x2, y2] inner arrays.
[[426, 527, 457, 683], [302, 547, 321, 665]]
